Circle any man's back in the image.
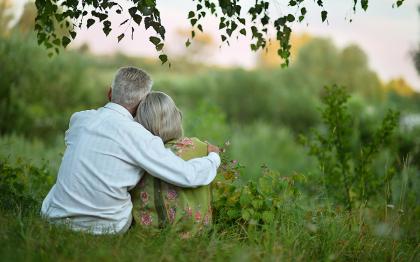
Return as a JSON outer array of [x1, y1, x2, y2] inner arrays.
[[41, 103, 144, 233]]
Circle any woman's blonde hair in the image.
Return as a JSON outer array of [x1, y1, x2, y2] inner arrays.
[[136, 91, 183, 143]]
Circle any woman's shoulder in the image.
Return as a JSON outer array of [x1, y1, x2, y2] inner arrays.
[[167, 137, 208, 160], [184, 137, 206, 146], [168, 137, 206, 147]]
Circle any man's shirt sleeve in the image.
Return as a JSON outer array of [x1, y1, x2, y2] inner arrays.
[[124, 126, 221, 188]]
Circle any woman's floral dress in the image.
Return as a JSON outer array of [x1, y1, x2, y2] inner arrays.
[[130, 137, 212, 237]]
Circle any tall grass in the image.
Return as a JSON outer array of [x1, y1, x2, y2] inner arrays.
[[0, 195, 418, 261]]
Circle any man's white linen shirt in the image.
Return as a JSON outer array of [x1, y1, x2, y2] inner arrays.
[[41, 103, 220, 234]]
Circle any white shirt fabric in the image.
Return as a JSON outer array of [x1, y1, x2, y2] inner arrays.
[[41, 102, 220, 234]]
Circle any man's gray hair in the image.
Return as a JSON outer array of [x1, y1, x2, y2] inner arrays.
[[111, 67, 152, 109]]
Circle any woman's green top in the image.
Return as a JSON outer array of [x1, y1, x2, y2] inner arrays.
[[130, 137, 212, 237]]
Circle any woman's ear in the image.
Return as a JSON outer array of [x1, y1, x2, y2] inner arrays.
[[107, 87, 112, 101]]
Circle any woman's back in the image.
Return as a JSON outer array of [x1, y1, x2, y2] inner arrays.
[[131, 137, 212, 237]]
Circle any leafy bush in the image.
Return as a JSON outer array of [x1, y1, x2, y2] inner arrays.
[[295, 38, 382, 100], [0, 157, 53, 212], [213, 162, 302, 229], [154, 68, 321, 134], [300, 85, 400, 210], [396, 126, 420, 170], [0, 32, 103, 141], [0, 134, 64, 174]]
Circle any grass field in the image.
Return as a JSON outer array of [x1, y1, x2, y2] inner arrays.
[[0, 154, 418, 262], [1, 202, 418, 261]]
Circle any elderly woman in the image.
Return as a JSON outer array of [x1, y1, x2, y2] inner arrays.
[[130, 91, 213, 237]]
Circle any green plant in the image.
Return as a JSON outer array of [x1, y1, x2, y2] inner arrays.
[[213, 145, 303, 229], [300, 85, 400, 210], [0, 134, 64, 174], [33, 0, 406, 66], [0, 32, 103, 140], [0, 157, 53, 212]]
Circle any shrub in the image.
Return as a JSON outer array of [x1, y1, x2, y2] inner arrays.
[[0, 134, 64, 174], [300, 85, 399, 210], [213, 164, 303, 229], [0, 32, 102, 141], [154, 69, 321, 134], [0, 157, 53, 212]]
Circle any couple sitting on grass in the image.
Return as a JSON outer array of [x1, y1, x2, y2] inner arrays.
[[41, 67, 221, 236]]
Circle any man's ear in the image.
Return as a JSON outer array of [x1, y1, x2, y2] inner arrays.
[[107, 87, 112, 102]]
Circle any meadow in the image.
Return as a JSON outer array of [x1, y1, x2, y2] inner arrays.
[[0, 11, 419, 261]]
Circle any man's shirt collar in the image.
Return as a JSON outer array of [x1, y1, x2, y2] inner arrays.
[[104, 102, 134, 120]]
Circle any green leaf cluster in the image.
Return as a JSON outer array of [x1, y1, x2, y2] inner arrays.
[[33, 0, 406, 65], [0, 157, 53, 213], [213, 164, 302, 228], [34, 0, 168, 63], [300, 85, 400, 210]]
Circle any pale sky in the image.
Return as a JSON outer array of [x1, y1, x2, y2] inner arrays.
[[10, 0, 420, 90]]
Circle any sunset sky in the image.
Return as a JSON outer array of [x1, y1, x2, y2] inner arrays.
[[11, 0, 420, 90]]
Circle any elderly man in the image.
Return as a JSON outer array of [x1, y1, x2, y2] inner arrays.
[[41, 67, 220, 234]]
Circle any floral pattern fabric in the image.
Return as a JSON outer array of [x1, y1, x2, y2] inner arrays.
[[130, 137, 212, 236]]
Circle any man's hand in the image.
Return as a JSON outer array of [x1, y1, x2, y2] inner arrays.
[[206, 142, 220, 154]]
